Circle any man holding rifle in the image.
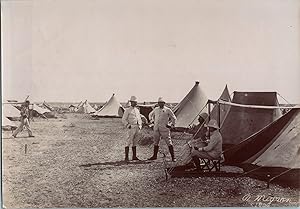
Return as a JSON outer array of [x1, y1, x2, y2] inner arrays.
[[12, 100, 35, 138]]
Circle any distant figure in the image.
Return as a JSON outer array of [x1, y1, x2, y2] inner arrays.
[[148, 97, 177, 161], [122, 96, 143, 161], [191, 119, 223, 170], [12, 100, 34, 138]]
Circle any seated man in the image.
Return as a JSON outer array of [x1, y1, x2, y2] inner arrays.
[[191, 119, 223, 170], [167, 113, 208, 172], [179, 113, 209, 165]]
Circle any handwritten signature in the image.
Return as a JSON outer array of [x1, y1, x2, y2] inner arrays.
[[242, 193, 292, 207]]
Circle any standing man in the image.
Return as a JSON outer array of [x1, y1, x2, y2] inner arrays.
[[122, 96, 143, 161], [12, 100, 34, 138], [148, 97, 177, 161]]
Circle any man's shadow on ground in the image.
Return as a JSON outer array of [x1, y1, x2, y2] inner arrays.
[[80, 160, 152, 168]]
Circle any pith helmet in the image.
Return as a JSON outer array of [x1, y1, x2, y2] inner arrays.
[[158, 97, 165, 103], [205, 119, 220, 129], [130, 96, 138, 102]]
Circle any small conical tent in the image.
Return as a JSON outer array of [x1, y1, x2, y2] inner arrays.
[[173, 81, 208, 128], [237, 108, 300, 187], [93, 104, 98, 110], [210, 85, 231, 126], [2, 104, 20, 121], [220, 92, 282, 148], [76, 100, 96, 114], [93, 94, 124, 117]]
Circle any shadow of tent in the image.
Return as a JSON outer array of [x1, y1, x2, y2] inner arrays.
[[80, 160, 152, 167]]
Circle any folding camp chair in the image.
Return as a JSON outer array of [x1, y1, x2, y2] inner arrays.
[[198, 154, 224, 172]]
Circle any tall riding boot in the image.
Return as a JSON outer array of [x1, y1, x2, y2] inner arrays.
[[132, 146, 140, 160], [168, 145, 176, 162], [125, 146, 129, 161], [192, 156, 202, 171], [148, 145, 159, 160]]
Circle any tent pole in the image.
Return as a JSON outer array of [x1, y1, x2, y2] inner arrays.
[[218, 102, 221, 128], [208, 102, 211, 139]]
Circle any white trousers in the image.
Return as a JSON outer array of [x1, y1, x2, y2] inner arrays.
[[13, 118, 33, 137], [153, 128, 172, 146], [126, 125, 140, 147]]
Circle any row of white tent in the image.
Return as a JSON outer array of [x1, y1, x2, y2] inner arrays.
[[72, 81, 232, 128], [2, 80, 275, 129], [73, 94, 124, 117]]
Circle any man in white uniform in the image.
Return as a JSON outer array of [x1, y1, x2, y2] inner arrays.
[[148, 97, 177, 161], [122, 96, 143, 161]]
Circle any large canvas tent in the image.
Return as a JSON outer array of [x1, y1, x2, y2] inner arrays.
[[220, 92, 282, 149], [76, 100, 96, 114], [93, 94, 124, 117], [236, 108, 300, 187], [173, 81, 208, 128]]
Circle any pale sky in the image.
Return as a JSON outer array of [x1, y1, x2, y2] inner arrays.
[[1, 0, 300, 103]]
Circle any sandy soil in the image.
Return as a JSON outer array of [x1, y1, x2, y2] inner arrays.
[[2, 113, 300, 208]]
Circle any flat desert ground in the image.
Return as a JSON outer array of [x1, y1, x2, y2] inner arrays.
[[2, 113, 300, 208]]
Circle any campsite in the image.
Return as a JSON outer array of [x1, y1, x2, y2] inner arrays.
[[2, 0, 299, 208], [2, 82, 300, 208], [2, 113, 300, 208]]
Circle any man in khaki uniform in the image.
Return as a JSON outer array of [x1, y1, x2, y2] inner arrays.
[[12, 100, 34, 138], [122, 96, 143, 161], [148, 97, 177, 161], [191, 119, 223, 169]]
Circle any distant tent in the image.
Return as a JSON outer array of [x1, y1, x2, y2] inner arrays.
[[2, 116, 17, 130], [43, 101, 54, 111], [2, 104, 20, 121], [93, 94, 124, 117], [237, 108, 300, 187], [93, 104, 98, 110], [210, 85, 231, 126], [76, 100, 96, 114], [32, 104, 51, 114], [31, 104, 56, 118], [173, 81, 208, 128], [76, 101, 83, 110], [220, 92, 282, 149], [69, 104, 76, 112], [138, 104, 155, 121]]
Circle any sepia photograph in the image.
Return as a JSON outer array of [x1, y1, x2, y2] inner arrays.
[[1, 0, 300, 208]]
